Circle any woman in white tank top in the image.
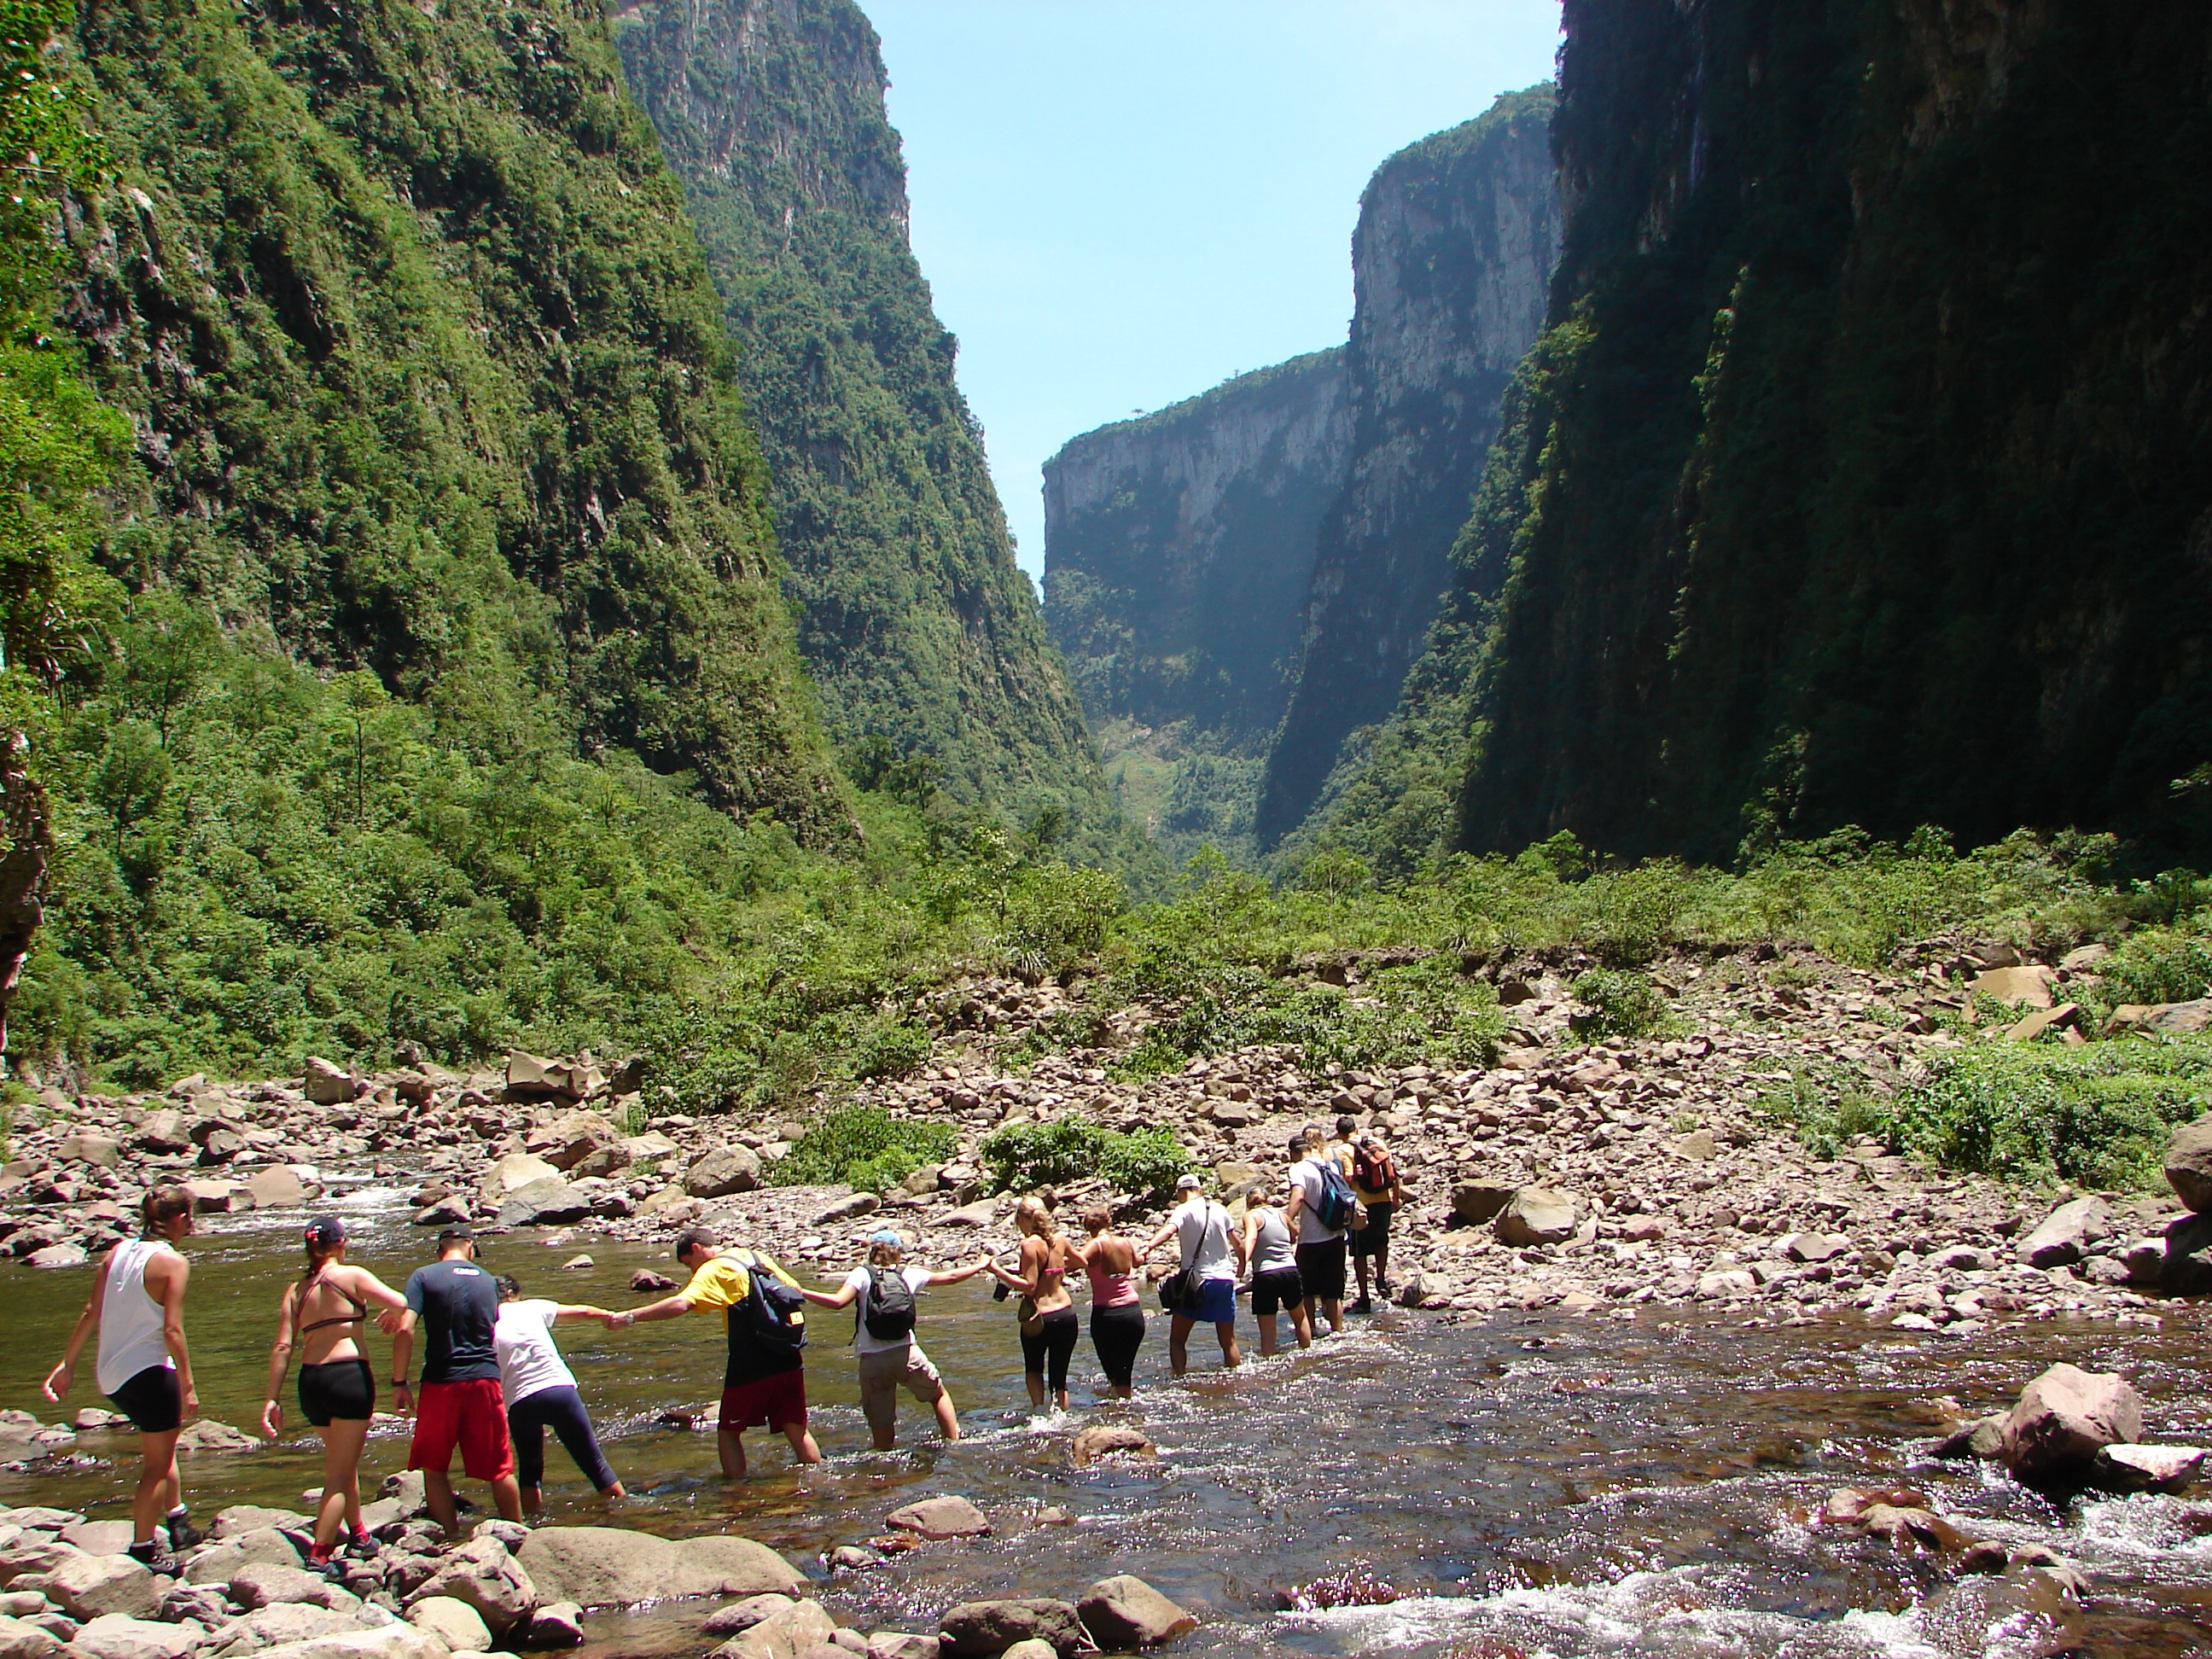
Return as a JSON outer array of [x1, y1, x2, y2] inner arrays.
[[43, 1186, 203, 1567]]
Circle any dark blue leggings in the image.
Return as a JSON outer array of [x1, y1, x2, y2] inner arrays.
[[508, 1385, 617, 1493]]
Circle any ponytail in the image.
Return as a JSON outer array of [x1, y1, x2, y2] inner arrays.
[[141, 1185, 194, 1238]]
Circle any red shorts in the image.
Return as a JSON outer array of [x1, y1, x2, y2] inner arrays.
[[408, 1378, 515, 1481], [719, 1369, 806, 1434]]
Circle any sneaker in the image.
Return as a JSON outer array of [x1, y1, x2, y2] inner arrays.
[[125, 1542, 180, 1576], [165, 1511, 205, 1552], [345, 1531, 380, 1562], [303, 1553, 346, 1581]]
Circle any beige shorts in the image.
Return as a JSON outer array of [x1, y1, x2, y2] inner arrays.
[[857, 1346, 946, 1429]]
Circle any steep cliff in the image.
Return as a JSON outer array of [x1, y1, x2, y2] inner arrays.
[[614, 0, 1115, 842], [1254, 85, 1559, 848], [1041, 350, 1348, 854], [61, 0, 846, 835], [1450, 1, 2212, 863]]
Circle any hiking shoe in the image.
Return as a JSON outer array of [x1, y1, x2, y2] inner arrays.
[[345, 1532, 381, 1562], [1349, 1296, 1375, 1314], [303, 1553, 346, 1581], [165, 1512, 205, 1552], [125, 1543, 180, 1577]]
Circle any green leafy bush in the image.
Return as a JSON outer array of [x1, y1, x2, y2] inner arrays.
[[980, 1115, 1193, 1206], [1752, 1067, 1892, 1159], [852, 1019, 933, 1081], [1887, 1037, 2212, 1188], [2098, 928, 2212, 1009], [1004, 860, 1125, 978], [1568, 969, 1672, 1039], [772, 1104, 957, 1195]]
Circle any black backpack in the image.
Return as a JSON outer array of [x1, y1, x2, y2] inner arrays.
[[861, 1266, 917, 1342], [730, 1250, 806, 1360]]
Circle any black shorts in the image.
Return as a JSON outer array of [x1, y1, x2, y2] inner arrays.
[[108, 1365, 183, 1434], [299, 1359, 376, 1426], [1251, 1266, 1304, 1317], [1351, 1201, 1394, 1255], [1296, 1238, 1348, 1304], [1021, 1307, 1080, 1393]]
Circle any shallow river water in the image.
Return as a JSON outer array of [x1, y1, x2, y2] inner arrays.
[[5, 1195, 2211, 1658]]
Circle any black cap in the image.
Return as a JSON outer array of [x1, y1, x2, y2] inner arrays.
[[303, 1215, 346, 1249], [436, 1224, 476, 1244]]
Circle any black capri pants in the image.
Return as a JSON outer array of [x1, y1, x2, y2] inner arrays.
[[1021, 1307, 1080, 1393], [508, 1384, 619, 1493], [1089, 1304, 1146, 1389]]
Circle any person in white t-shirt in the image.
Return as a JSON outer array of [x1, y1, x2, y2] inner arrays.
[[492, 1277, 626, 1511], [800, 1229, 991, 1449], [1141, 1173, 1247, 1377], [1286, 1126, 1351, 1336]]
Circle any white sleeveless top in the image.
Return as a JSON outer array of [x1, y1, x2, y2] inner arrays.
[[96, 1238, 177, 1394]]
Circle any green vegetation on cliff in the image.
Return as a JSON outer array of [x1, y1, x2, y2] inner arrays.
[[1438, 2, 2212, 864], [614, 0, 1118, 853]]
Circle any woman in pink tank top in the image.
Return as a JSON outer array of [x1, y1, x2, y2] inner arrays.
[[1074, 1206, 1146, 1398]]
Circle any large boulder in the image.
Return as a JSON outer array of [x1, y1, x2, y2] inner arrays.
[[207, 1604, 369, 1655], [707, 1600, 834, 1659], [512, 1528, 799, 1610], [230, 1563, 361, 1615], [506, 1052, 603, 1103], [2165, 1117, 2212, 1214], [1494, 1187, 1578, 1248], [131, 1110, 192, 1155], [1077, 1576, 1198, 1649], [937, 1600, 1086, 1659], [527, 1114, 625, 1179], [1449, 1183, 1514, 1227], [2000, 1363, 2145, 1483], [405, 1538, 533, 1636], [12, 1554, 158, 1621], [67, 1615, 204, 1659], [55, 1132, 120, 1168], [247, 1167, 315, 1210], [479, 1155, 562, 1208], [0, 1615, 64, 1659], [403, 1598, 489, 1656], [301, 1058, 363, 1107], [2163, 1211, 2212, 1295], [884, 1498, 988, 1541], [184, 1530, 302, 1586], [2015, 1196, 2111, 1268], [683, 1148, 761, 1201], [248, 1627, 451, 1659], [2090, 1443, 2206, 1493], [1970, 965, 2054, 1008], [494, 1177, 591, 1230]]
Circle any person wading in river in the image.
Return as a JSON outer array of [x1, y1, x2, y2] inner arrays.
[[492, 1275, 627, 1512], [799, 1229, 988, 1449], [1288, 1126, 1357, 1336], [1242, 1181, 1313, 1357], [1347, 1125, 1404, 1313], [625, 1226, 822, 1476], [1072, 1205, 1146, 1398], [259, 1216, 410, 1573], [1143, 1173, 1245, 1377], [387, 1225, 523, 1535], [984, 1196, 1080, 1411], [42, 1185, 204, 1571]]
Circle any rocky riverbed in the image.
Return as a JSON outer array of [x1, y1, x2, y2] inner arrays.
[[5, 940, 2208, 1342]]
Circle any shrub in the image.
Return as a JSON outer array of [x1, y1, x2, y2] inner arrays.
[[853, 1019, 932, 1080], [771, 1104, 958, 1195], [1887, 1037, 2212, 1188], [1003, 860, 1125, 978], [1752, 1067, 1891, 1159], [980, 1115, 1193, 1206], [1568, 969, 1672, 1039], [2098, 928, 2212, 1009]]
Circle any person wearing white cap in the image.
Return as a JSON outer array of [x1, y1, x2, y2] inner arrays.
[[1142, 1173, 1245, 1377], [800, 1229, 991, 1449]]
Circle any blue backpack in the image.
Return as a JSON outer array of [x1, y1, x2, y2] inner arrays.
[[1312, 1159, 1358, 1231]]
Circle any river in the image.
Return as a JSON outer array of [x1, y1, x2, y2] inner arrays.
[[4, 1195, 2210, 1658]]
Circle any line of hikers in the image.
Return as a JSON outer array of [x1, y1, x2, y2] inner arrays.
[[38, 1117, 1400, 1570]]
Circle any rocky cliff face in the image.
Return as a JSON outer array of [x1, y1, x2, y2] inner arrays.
[[615, 0, 1116, 847], [1254, 86, 1559, 847], [1451, 0, 2212, 863], [1041, 352, 1348, 853]]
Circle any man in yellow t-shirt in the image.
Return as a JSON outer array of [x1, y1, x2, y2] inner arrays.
[[626, 1225, 821, 1476]]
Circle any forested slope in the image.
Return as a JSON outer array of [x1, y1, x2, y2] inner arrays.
[[614, 0, 1116, 847], [1442, 0, 2212, 864]]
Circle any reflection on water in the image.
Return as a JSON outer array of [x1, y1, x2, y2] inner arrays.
[[4, 1208, 2210, 1657]]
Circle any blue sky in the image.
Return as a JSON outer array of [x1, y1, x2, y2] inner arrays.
[[860, 2, 1565, 582]]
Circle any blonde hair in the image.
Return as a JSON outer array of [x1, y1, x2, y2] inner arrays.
[[1015, 1196, 1054, 1237]]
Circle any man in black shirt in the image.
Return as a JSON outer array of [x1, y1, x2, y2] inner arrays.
[[388, 1227, 521, 1534]]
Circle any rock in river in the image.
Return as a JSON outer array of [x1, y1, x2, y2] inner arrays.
[[884, 1497, 989, 1540], [938, 1600, 1086, 1658], [2000, 1362, 2144, 1483], [513, 1527, 798, 1610], [1078, 1575, 1199, 1648]]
